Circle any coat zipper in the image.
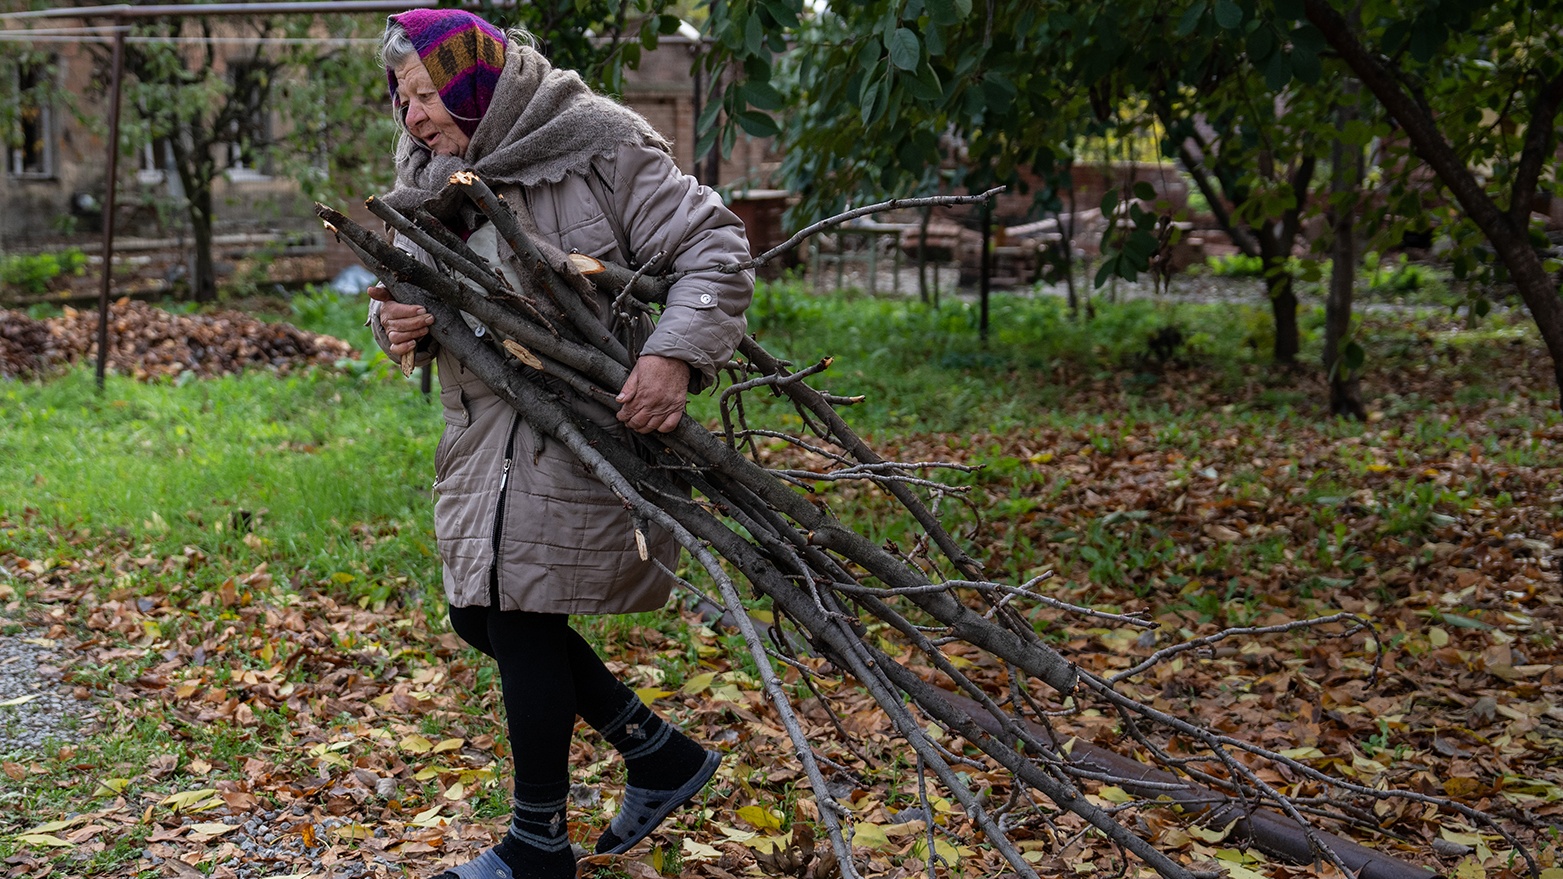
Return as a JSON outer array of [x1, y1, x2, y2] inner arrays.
[[487, 413, 521, 608]]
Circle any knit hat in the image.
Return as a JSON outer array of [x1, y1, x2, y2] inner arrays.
[[386, 9, 506, 138]]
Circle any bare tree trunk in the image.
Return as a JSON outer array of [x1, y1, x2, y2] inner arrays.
[[1325, 94, 1366, 419], [1305, 0, 1563, 409], [189, 183, 218, 303]]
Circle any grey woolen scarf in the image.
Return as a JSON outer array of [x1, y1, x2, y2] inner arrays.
[[381, 37, 670, 223]]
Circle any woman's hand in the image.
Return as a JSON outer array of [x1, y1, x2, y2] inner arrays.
[[368, 284, 434, 357], [616, 355, 691, 434]]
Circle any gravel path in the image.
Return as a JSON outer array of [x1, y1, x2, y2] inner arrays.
[[0, 630, 97, 759]]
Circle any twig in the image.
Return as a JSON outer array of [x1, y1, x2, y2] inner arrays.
[[719, 187, 1007, 274]]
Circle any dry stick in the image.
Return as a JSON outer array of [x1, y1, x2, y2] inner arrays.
[[1110, 612, 1377, 684], [448, 173, 633, 368], [329, 203, 1475, 875], [365, 196, 509, 298], [1080, 670, 1536, 875], [346, 230, 871, 871], [732, 336, 986, 578], [317, 205, 627, 387], [717, 187, 1008, 275]]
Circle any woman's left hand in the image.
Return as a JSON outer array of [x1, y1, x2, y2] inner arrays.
[[616, 355, 691, 434]]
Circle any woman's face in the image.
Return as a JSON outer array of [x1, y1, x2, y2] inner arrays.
[[394, 59, 469, 157]]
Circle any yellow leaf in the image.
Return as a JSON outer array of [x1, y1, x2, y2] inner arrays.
[[1097, 785, 1134, 803], [1454, 856, 1485, 879], [1366, 464, 1392, 473], [1537, 870, 1563, 879], [432, 738, 465, 754], [738, 805, 781, 831], [25, 816, 90, 834], [1440, 830, 1483, 847], [188, 822, 238, 837], [17, 833, 73, 847], [94, 778, 132, 796], [443, 782, 466, 801], [409, 806, 446, 828], [910, 837, 964, 865], [333, 823, 373, 841], [371, 694, 396, 710], [414, 767, 440, 781], [1429, 627, 1450, 648], [0, 694, 40, 707], [635, 687, 675, 705], [1223, 863, 1269, 879], [851, 822, 891, 850], [161, 788, 221, 813], [715, 823, 758, 842], [750, 609, 774, 625], [1188, 819, 1238, 843], [399, 734, 434, 754], [1276, 747, 1324, 760], [682, 840, 723, 862], [680, 672, 717, 695]]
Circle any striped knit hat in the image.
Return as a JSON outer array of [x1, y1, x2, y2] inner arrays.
[[386, 9, 506, 138]]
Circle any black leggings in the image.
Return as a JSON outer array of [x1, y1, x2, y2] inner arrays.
[[448, 605, 640, 787]]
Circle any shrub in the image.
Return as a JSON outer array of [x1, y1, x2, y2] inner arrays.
[[1204, 253, 1266, 277], [0, 248, 88, 297]]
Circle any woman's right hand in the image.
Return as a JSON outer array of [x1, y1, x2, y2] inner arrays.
[[368, 284, 434, 356]]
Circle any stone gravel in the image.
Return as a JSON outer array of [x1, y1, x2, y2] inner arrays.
[[0, 629, 97, 759]]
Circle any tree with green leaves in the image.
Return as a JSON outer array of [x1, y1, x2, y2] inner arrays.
[[83, 13, 397, 302], [696, 1, 1342, 363], [1275, 0, 1563, 408]]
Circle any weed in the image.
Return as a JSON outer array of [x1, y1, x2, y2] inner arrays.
[[0, 248, 88, 297]]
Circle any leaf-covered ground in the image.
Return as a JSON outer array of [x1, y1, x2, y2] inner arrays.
[[2, 304, 1561, 879]]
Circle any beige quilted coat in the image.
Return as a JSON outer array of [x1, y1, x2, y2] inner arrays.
[[371, 141, 752, 613]]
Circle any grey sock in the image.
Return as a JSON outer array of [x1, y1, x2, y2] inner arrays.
[[434, 846, 514, 879]]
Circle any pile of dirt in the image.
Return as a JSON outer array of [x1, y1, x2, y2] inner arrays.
[[0, 300, 356, 381]]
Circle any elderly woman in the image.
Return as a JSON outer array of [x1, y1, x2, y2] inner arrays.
[[366, 9, 752, 879]]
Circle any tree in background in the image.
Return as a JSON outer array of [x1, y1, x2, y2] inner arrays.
[[698, 0, 1563, 408], [1282, 0, 1563, 409], [86, 14, 396, 302]]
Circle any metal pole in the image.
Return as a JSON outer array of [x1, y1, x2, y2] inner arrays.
[[979, 202, 992, 343], [1, 1, 436, 21], [95, 25, 124, 390]]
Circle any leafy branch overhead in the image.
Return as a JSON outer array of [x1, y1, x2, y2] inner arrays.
[[693, 0, 1563, 405]]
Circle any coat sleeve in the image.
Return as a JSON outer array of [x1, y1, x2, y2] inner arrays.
[[603, 142, 753, 387], [366, 235, 442, 367]]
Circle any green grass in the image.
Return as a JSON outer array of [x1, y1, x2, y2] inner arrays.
[[720, 277, 1266, 433], [0, 365, 444, 607]]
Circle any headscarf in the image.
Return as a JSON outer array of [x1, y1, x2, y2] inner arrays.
[[386, 9, 506, 138], [380, 36, 670, 226]]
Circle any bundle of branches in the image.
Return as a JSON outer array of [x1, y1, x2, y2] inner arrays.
[[317, 178, 1514, 879]]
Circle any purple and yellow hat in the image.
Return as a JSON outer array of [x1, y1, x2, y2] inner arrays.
[[386, 9, 506, 138]]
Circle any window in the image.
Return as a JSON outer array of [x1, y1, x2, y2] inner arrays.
[[137, 140, 167, 186], [6, 58, 56, 179], [224, 59, 275, 181]]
